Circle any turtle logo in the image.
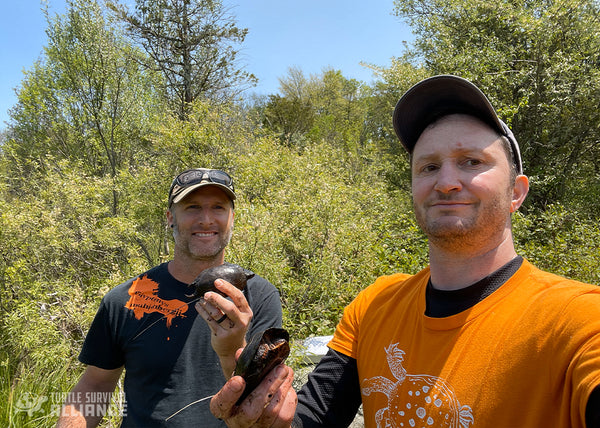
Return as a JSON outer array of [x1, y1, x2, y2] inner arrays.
[[362, 343, 474, 428], [15, 393, 48, 417]]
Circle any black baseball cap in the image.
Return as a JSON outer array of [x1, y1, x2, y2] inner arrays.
[[393, 75, 523, 174], [168, 168, 236, 206]]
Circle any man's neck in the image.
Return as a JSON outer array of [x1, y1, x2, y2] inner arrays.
[[168, 255, 225, 284], [428, 233, 518, 291], [425, 256, 523, 317]]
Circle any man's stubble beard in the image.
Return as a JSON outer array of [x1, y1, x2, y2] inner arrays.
[[172, 223, 234, 262], [414, 192, 510, 252]]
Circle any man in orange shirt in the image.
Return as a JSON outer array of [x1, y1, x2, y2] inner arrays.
[[210, 76, 600, 428]]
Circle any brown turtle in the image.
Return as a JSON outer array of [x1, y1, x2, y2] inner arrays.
[[234, 327, 290, 404]]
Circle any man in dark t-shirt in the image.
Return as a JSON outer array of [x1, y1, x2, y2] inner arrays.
[[56, 168, 282, 427]]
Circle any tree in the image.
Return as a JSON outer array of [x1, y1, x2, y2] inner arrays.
[[108, 0, 257, 119], [305, 69, 366, 151], [4, 0, 161, 213], [362, 60, 430, 190], [392, 0, 600, 211], [261, 67, 316, 147], [262, 67, 369, 153], [263, 94, 315, 146]]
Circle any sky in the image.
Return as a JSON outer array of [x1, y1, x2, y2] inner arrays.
[[0, 0, 413, 128]]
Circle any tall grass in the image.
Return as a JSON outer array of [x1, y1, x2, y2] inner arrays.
[[2, 353, 124, 427]]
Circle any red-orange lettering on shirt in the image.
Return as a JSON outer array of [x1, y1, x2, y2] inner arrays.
[[125, 275, 188, 327]]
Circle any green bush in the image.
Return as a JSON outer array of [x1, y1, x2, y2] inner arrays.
[[1, 101, 598, 427], [514, 204, 600, 285]]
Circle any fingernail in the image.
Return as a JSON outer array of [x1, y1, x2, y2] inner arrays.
[[232, 376, 244, 391], [275, 365, 286, 377]]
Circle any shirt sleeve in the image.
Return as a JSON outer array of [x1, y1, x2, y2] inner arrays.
[[554, 290, 600, 425], [78, 297, 125, 369], [293, 349, 362, 427], [245, 274, 283, 340], [328, 272, 413, 359]]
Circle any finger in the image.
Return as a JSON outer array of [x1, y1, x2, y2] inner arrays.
[[201, 294, 237, 325], [195, 300, 229, 331], [255, 366, 297, 428], [195, 299, 224, 322], [236, 365, 292, 422], [234, 348, 244, 360], [267, 387, 298, 428], [204, 281, 253, 329], [277, 385, 299, 428], [202, 287, 237, 318], [194, 300, 213, 323], [213, 279, 252, 314], [210, 376, 246, 420], [215, 313, 228, 324]]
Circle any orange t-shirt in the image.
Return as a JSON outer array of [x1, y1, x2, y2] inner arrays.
[[329, 260, 600, 428]]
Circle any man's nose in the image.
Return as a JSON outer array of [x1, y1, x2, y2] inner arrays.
[[196, 210, 214, 224], [433, 163, 462, 193]]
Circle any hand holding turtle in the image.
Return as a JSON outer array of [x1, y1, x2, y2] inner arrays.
[[210, 361, 297, 428], [196, 278, 254, 378]]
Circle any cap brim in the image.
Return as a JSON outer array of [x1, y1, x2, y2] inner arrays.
[[171, 182, 236, 205], [393, 75, 504, 153]]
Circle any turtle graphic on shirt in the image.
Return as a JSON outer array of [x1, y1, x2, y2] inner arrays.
[[362, 343, 474, 428]]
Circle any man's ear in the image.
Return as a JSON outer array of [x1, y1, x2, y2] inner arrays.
[[510, 175, 529, 213], [166, 209, 174, 228]]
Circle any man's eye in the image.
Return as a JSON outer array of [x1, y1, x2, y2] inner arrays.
[[422, 164, 439, 173], [465, 159, 482, 167]]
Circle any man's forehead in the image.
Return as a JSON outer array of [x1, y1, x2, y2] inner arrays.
[[421, 113, 500, 138], [413, 116, 507, 156], [423, 113, 496, 133]]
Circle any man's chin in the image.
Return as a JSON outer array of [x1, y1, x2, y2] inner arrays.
[[189, 247, 225, 261], [423, 216, 472, 235], [423, 223, 475, 244]]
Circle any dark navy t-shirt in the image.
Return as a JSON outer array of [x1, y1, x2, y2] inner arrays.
[[79, 262, 282, 427]]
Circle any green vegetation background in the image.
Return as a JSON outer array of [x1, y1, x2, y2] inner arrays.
[[1, 0, 599, 425]]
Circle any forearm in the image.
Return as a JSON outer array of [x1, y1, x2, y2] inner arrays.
[[55, 391, 112, 427], [55, 365, 122, 428], [56, 403, 105, 428], [294, 349, 362, 427]]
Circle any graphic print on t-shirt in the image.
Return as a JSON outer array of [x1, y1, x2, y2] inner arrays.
[[362, 343, 474, 428], [125, 275, 189, 327]]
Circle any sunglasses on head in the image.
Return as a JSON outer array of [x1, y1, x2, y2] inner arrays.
[[168, 169, 234, 205]]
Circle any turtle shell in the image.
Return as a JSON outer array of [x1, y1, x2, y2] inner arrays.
[[186, 262, 254, 298], [233, 327, 290, 404]]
